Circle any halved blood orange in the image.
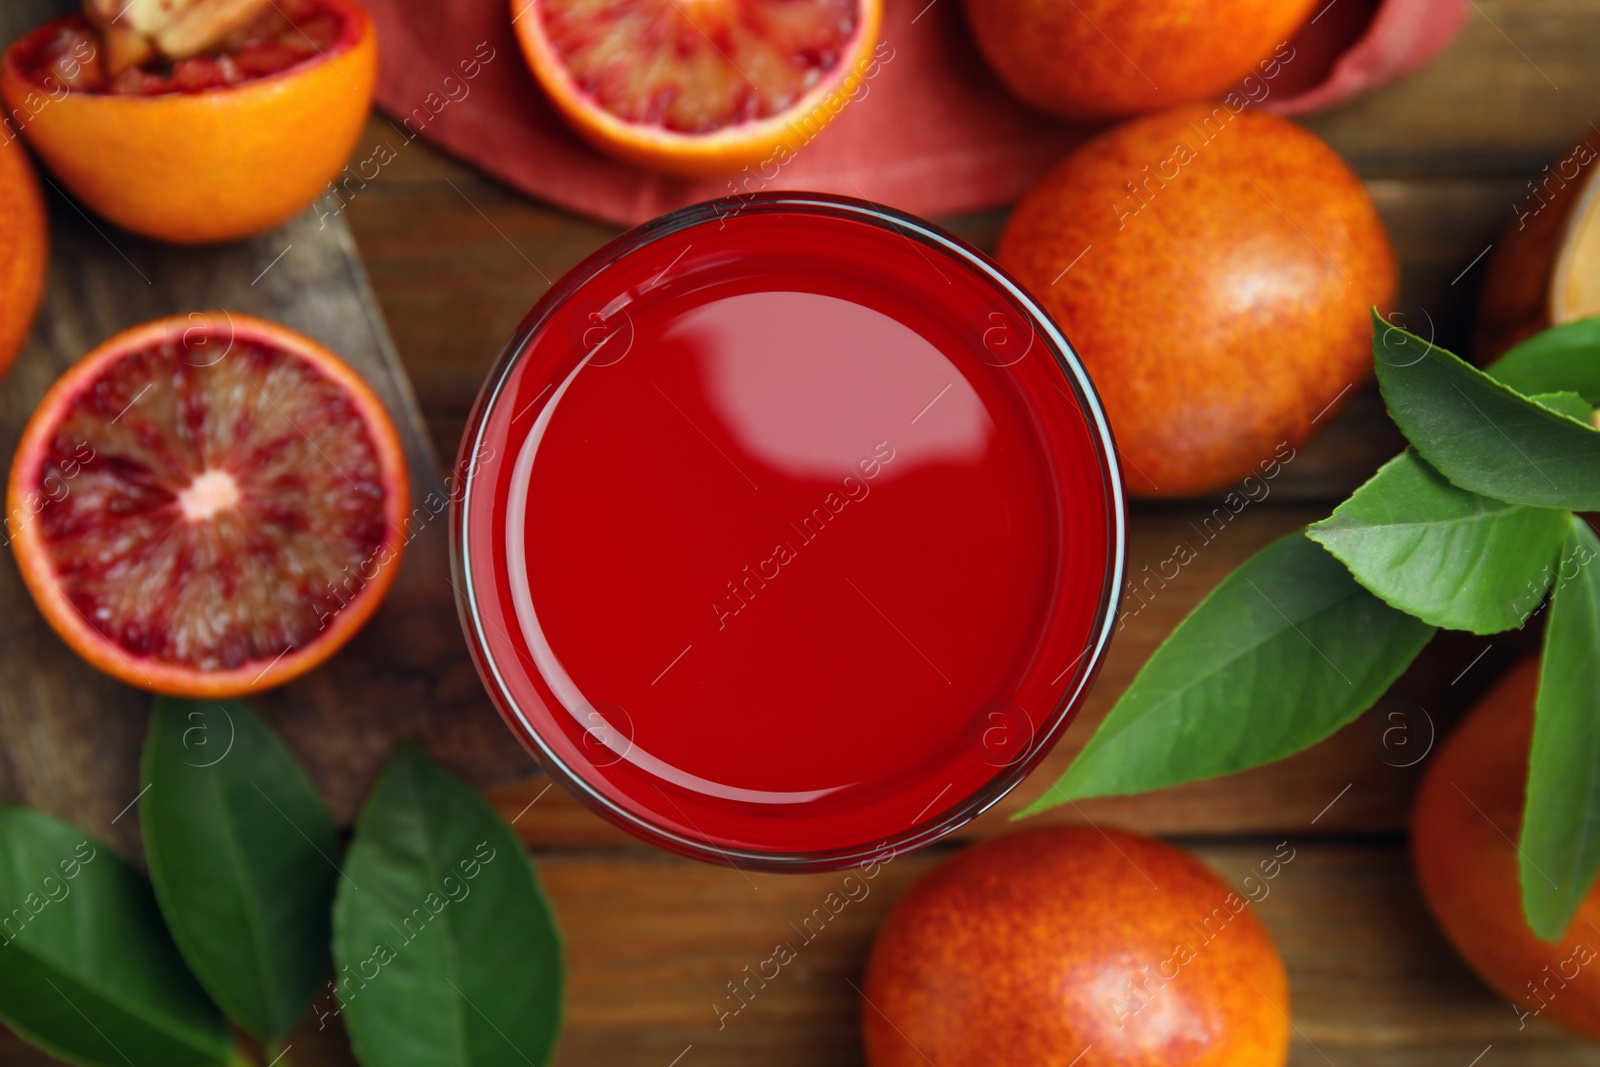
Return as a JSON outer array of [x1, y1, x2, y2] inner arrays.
[[0, 0, 375, 244], [8, 313, 410, 698], [511, 0, 884, 177]]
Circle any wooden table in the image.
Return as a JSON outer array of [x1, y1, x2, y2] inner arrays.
[[336, 3, 1600, 1063], [7, 2, 1600, 1064]]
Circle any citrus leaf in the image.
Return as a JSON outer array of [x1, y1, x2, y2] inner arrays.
[[1528, 390, 1595, 424], [1523, 517, 1600, 941], [334, 743, 564, 1067], [1019, 531, 1435, 811], [1307, 449, 1568, 634], [142, 698, 339, 1041], [0, 807, 233, 1067], [1372, 311, 1600, 511], [1488, 317, 1600, 404]]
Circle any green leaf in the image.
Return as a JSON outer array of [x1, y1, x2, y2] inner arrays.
[[1487, 317, 1600, 404], [1019, 532, 1435, 811], [1372, 311, 1600, 511], [1307, 449, 1569, 634], [142, 698, 339, 1041], [1522, 517, 1600, 941], [334, 743, 564, 1067], [0, 807, 232, 1067], [1529, 390, 1595, 424]]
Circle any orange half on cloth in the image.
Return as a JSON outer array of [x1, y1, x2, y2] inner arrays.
[[361, 0, 1465, 226]]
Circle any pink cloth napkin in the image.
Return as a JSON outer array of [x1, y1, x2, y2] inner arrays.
[[361, 0, 1465, 227]]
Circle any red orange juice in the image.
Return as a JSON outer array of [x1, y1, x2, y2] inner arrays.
[[453, 194, 1124, 870]]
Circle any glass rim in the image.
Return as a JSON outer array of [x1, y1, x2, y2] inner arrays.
[[451, 190, 1128, 872]]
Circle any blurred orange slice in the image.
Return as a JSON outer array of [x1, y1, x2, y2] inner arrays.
[[0, 131, 47, 381], [511, 0, 884, 177]]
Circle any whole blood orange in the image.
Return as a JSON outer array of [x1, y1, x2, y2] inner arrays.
[[0, 0, 375, 245], [0, 130, 47, 379], [963, 0, 1317, 121], [7, 313, 410, 698], [997, 106, 1396, 498], [862, 827, 1291, 1067], [511, 0, 884, 177], [1412, 658, 1600, 1038]]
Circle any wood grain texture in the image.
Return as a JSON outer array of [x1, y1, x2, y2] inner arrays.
[[1297, 1, 1600, 176]]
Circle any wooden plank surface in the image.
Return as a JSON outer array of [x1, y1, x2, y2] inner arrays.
[[3, 0, 1600, 1063]]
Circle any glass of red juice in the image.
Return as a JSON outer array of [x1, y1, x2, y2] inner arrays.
[[452, 192, 1125, 871]]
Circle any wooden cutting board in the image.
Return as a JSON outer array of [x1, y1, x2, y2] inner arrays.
[[0, 0, 533, 858]]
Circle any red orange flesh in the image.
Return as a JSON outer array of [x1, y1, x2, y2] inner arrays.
[[8, 313, 409, 697], [511, 0, 884, 176]]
